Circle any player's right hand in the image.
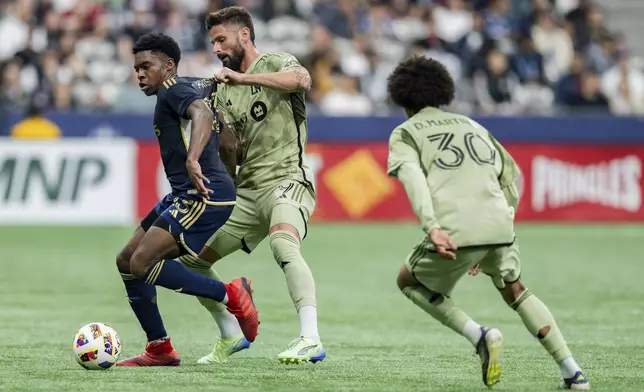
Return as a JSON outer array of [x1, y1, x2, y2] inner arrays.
[[214, 67, 245, 85], [186, 159, 213, 199], [429, 228, 457, 260]]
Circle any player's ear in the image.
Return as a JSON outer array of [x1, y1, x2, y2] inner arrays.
[[240, 27, 250, 44], [166, 58, 176, 73]]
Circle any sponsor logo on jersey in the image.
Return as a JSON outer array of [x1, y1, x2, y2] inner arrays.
[[250, 101, 268, 121]]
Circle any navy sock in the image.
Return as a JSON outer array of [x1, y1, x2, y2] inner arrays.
[[144, 259, 228, 302], [120, 272, 167, 342]]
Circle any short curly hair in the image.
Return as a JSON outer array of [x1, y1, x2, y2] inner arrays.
[[132, 33, 181, 68], [387, 56, 455, 114]]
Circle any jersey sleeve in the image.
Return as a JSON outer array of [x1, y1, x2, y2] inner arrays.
[[490, 134, 520, 186], [164, 80, 202, 119], [266, 52, 302, 72], [387, 127, 421, 177], [388, 127, 440, 233], [489, 132, 521, 209]]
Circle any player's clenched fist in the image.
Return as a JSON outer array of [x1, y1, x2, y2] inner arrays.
[[214, 67, 245, 85], [429, 228, 457, 260]]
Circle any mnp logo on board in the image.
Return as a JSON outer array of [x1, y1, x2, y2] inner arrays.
[[0, 139, 134, 225]]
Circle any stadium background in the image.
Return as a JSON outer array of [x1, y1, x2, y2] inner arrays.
[[2, 0, 644, 224], [2, 1, 644, 391]]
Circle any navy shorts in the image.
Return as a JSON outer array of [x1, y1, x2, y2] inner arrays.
[[140, 192, 234, 256]]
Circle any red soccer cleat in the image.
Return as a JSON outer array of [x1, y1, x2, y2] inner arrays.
[[116, 338, 180, 367], [225, 277, 259, 342]]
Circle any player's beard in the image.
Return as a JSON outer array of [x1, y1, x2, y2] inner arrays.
[[223, 41, 245, 72]]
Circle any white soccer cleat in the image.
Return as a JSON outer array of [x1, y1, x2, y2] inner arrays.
[[560, 371, 590, 390], [196, 334, 250, 364], [277, 336, 326, 364], [475, 327, 504, 387]]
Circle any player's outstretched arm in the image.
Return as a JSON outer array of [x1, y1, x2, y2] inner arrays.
[[215, 52, 312, 93], [185, 99, 215, 196]]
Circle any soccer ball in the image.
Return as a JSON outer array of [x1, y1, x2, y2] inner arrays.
[[72, 323, 121, 370]]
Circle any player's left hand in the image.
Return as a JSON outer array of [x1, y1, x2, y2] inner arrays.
[[429, 228, 457, 260], [468, 264, 482, 276], [214, 67, 245, 85], [186, 159, 213, 199]]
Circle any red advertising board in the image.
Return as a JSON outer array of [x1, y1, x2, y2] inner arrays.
[[510, 144, 644, 221], [305, 144, 412, 222], [136, 142, 167, 218], [136, 142, 644, 222]]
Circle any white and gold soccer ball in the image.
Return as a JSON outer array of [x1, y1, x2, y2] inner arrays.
[[72, 323, 121, 370]]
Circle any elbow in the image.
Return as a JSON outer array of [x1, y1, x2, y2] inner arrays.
[[291, 81, 311, 93], [204, 110, 215, 125], [219, 141, 236, 159], [301, 78, 312, 92], [219, 134, 240, 164], [293, 70, 312, 92], [300, 78, 312, 92], [219, 133, 236, 155]]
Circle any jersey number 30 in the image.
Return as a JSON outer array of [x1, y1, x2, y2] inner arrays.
[[428, 132, 496, 170]]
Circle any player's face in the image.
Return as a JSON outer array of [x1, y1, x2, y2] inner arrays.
[[209, 24, 246, 72], [133, 51, 171, 96]]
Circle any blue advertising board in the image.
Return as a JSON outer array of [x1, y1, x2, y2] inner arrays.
[[4, 112, 644, 143]]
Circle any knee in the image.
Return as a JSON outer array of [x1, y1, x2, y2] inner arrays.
[[500, 280, 527, 306], [269, 229, 300, 266], [396, 264, 417, 291], [198, 246, 221, 265], [116, 249, 132, 273], [129, 248, 151, 279]]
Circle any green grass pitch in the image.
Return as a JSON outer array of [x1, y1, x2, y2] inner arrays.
[[1, 224, 643, 391]]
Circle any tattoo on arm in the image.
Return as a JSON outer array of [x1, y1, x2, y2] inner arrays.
[[291, 66, 311, 91]]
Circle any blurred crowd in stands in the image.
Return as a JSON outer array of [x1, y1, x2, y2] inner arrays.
[[1, 0, 642, 117]]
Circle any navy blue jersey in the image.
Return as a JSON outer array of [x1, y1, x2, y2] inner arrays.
[[153, 76, 235, 201]]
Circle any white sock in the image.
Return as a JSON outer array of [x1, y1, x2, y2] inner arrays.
[[212, 309, 242, 339], [559, 356, 582, 379], [298, 305, 319, 340], [461, 319, 483, 346]]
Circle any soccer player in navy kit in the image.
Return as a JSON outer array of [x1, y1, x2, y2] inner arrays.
[[115, 33, 258, 367]]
